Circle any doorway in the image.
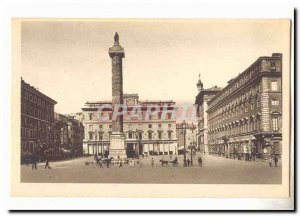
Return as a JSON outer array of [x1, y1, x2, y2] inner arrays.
[[126, 143, 135, 158]]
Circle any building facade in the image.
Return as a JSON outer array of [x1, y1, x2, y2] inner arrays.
[[207, 53, 282, 159], [81, 94, 178, 158], [54, 113, 84, 158], [21, 78, 57, 160], [67, 116, 84, 157], [195, 75, 222, 153]]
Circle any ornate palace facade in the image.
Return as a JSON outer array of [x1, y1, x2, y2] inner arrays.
[[81, 94, 178, 158], [206, 53, 282, 158]]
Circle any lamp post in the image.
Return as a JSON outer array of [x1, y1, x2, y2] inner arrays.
[[94, 129, 98, 156], [177, 121, 187, 167], [135, 129, 139, 158], [188, 142, 196, 166], [99, 131, 104, 157]]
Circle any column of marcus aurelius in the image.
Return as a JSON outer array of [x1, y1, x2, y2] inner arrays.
[[108, 32, 127, 159]]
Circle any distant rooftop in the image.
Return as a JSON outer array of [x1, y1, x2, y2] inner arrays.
[[205, 86, 223, 91]]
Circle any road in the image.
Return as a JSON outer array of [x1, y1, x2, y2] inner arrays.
[[21, 153, 282, 184]]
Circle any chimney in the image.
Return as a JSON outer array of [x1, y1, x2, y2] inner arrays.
[[272, 53, 282, 58]]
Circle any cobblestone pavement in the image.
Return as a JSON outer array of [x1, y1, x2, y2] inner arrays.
[[21, 153, 282, 184]]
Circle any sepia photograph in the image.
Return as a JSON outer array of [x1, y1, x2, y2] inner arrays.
[[10, 18, 291, 200]]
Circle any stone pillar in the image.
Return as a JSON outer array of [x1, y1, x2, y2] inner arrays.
[[108, 32, 127, 159]]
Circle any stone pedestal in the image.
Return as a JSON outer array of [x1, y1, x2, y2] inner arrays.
[[109, 132, 127, 159]]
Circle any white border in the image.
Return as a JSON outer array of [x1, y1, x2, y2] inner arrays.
[[1, 0, 295, 211]]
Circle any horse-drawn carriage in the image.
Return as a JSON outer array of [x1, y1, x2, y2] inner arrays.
[[159, 158, 178, 167]]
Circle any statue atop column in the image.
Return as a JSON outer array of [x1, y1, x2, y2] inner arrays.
[[114, 32, 119, 45]]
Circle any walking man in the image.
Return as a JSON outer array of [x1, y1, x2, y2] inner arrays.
[[45, 159, 51, 169], [98, 158, 104, 168], [151, 157, 154, 168], [198, 156, 202, 167], [119, 158, 123, 168], [269, 157, 272, 167], [274, 156, 278, 167], [31, 155, 37, 170], [106, 158, 110, 168]]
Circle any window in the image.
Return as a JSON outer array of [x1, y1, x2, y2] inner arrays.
[[89, 125, 93, 130], [148, 131, 152, 140], [89, 113, 93, 120], [271, 62, 276, 70], [158, 124, 162, 128], [271, 99, 279, 106], [158, 131, 162, 140], [148, 124, 152, 129], [128, 131, 133, 139], [168, 131, 172, 139], [99, 125, 103, 129], [271, 81, 278, 91], [89, 132, 93, 140], [168, 124, 171, 128], [272, 118, 279, 131], [139, 132, 143, 139]]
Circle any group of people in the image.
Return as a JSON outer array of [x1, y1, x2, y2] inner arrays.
[[184, 156, 203, 167], [94, 155, 111, 168], [268, 155, 279, 167], [30, 158, 51, 170]]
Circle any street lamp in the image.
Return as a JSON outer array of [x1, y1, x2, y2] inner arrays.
[[177, 121, 198, 167], [99, 131, 104, 157], [94, 129, 98, 156], [178, 121, 187, 167], [135, 129, 139, 158], [188, 142, 197, 166]]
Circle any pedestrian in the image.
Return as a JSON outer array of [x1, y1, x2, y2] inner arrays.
[[274, 156, 278, 167], [45, 159, 51, 169], [98, 158, 104, 168], [138, 158, 143, 168], [198, 156, 202, 167], [132, 159, 135, 168], [151, 157, 154, 168], [119, 158, 123, 168], [187, 157, 190, 167], [269, 158, 272, 167], [31, 155, 37, 170], [106, 158, 110, 168]]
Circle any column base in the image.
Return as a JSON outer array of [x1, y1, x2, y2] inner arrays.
[[109, 132, 127, 159]]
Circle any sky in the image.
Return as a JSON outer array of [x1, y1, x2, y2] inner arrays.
[[21, 19, 290, 114]]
